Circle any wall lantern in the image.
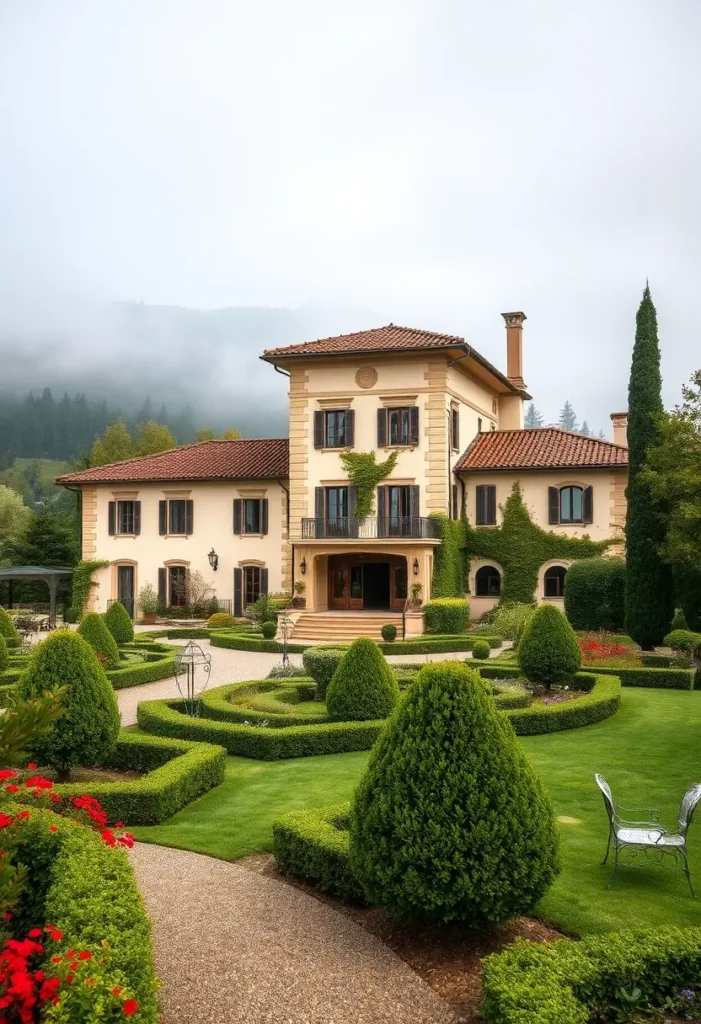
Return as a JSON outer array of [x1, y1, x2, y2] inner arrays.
[[412, 558, 420, 576], [208, 548, 219, 571], [300, 557, 307, 575]]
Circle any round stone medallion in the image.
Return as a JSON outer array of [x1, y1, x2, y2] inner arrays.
[[355, 366, 378, 389]]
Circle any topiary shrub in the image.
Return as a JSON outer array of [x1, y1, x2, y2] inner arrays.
[[63, 606, 79, 624], [472, 638, 491, 660], [349, 661, 559, 923], [422, 598, 470, 634], [326, 638, 399, 721], [0, 607, 21, 650], [261, 621, 277, 640], [671, 607, 689, 631], [563, 557, 626, 632], [103, 601, 134, 644], [77, 612, 120, 669], [663, 629, 701, 656], [302, 648, 346, 700], [17, 629, 120, 780], [381, 623, 397, 642], [207, 611, 236, 629], [0, 635, 7, 672], [519, 604, 582, 688]]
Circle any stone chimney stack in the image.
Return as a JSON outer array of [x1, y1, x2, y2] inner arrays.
[[501, 311, 527, 389], [610, 412, 628, 447]]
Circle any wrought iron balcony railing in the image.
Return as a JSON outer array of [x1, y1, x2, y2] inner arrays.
[[300, 516, 441, 540]]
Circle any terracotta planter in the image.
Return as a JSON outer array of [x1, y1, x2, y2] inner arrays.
[[292, 597, 307, 610], [141, 613, 157, 625]]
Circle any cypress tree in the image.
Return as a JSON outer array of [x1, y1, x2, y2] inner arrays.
[[624, 285, 674, 647]]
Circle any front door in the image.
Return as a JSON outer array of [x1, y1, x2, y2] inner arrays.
[[329, 565, 348, 609], [117, 565, 135, 619]]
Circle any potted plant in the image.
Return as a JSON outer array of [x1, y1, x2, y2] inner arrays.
[[137, 583, 159, 624], [292, 580, 306, 609], [410, 582, 423, 608]]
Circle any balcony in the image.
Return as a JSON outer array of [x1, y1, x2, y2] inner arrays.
[[300, 516, 442, 541]]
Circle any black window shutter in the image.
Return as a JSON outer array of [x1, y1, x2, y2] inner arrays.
[[409, 485, 420, 536], [233, 499, 242, 534], [233, 567, 243, 617], [108, 501, 116, 536], [475, 485, 486, 525], [377, 486, 387, 537], [314, 411, 325, 448], [159, 500, 167, 535], [158, 567, 166, 603], [315, 487, 325, 538], [185, 500, 194, 535], [409, 406, 419, 445], [452, 409, 459, 451], [345, 409, 355, 447], [260, 568, 269, 596], [377, 408, 387, 447], [583, 485, 594, 524], [261, 499, 269, 535], [133, 501, 141, 535], [548, 487, 560, 525], [486, 485, 497, 525]]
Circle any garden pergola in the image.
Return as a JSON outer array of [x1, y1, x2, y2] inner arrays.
[[0, 566, 74, 627]]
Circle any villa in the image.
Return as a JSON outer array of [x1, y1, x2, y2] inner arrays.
[[57, 311, 629, 636]]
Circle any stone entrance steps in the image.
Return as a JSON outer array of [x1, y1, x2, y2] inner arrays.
[[290, 611, 404, 642]]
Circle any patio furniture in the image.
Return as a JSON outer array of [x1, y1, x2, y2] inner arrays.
[[595, 774, 701, 896]]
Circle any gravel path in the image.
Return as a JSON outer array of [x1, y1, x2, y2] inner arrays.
[[130, 843, 454, 1024]]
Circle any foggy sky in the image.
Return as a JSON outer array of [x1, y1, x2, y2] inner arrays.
[[2, 0, 701, 432]]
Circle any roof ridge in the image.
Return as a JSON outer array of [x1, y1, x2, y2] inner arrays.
[[263, 322, 466, 355]]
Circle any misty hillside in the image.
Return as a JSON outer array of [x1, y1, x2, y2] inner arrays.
[[1, 301, 383, 438]]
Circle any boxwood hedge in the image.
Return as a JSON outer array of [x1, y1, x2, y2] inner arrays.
[[503, 675, 621, 734], [201, 680, 328, 728], [481, 925, 701, 1024], [106, 648, 177, 689], [479, 661, 697, 691], [50, 731, 226, 824], [273, 803, 363, 902], [209, 630, 502, 656]]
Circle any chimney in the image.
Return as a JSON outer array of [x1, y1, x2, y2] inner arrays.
[[501, 311, 527, 389], [610, 412, 628, 447]]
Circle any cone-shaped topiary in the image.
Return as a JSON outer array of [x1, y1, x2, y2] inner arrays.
[[671, 607, 689, 631], [326, 637, 399, 721], [103, 601, 134, 644], [349, 661, 559, 923], [0, 608, 21, 650], [77, 612, 120, 669], [0, 634, 7, 672], [518, 603, 581, 688], [17, 629, 120, 780]]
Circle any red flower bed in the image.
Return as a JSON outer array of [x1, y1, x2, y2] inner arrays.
[[578, 634, 640, 666]]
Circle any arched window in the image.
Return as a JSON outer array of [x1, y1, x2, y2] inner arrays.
[[559, 486, 583, 523], [475, 565, 501, 597], [544, 565, 567, 598]]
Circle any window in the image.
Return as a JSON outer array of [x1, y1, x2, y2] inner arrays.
[[377, 484, 420, 537], [233, 498, 269, 535], [549, 486, 593, 525], [377, 406, 419, 447], [544, 565, 567, 598], [475, 565, 501, 597], [244, 566, 261, 607], [326, 487, 349, 521], [168, 566, 187, 606], [108, 500, 140, 536], [313, 409, 354, 448], [233, 564, 268, 616], [451, 408, 460, 451], [159, 499, 193, 536], [475, 484, 497, 526]]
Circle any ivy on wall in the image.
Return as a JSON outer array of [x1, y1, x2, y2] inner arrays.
[[340, 451, 398, 518], [431, 483, 612, 603], [71, 560, 110, 618]]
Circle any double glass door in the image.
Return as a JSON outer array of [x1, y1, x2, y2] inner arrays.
[[117, 565, 135, 618]]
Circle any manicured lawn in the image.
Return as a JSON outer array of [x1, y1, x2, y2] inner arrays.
[[131, 688, 701, 937]]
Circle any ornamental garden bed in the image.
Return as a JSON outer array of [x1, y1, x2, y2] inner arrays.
[[208, 629, 503, 656]]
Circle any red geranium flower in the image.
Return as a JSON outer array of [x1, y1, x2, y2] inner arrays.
[[122, 1000, 139, 1016], [0, 815, 14, 829], [78, 950, 92, 961], [112, 987, 123, 996], [26, 763, 37, 770], [4, 785, 19, 795], [49, 825, 59, 833], [0, 771, 17, 782]]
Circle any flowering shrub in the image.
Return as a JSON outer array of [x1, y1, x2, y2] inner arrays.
[[579, 634, 641, 666], [0, 924, 140, 1022]]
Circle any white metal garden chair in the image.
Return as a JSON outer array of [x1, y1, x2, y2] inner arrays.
[[595, 774, 701, 897]]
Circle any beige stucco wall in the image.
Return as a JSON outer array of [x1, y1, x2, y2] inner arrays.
[[87, 479, 287, 615], [463, 468, 626, 543]]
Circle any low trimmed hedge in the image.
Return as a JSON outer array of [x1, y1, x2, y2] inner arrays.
[[422, 597, 471, 634], [503, 674, 621, 735], [585, 664, 695, 690], [481, 925, 701, 1024], [273, 803, 363, 901], [202, 680, 328, 728], [51, 731, 226, 824], [490, 682, 531, 710], [106, 649, 177, 689], [209, 630, 502, 656], [20, 811, 158, 1022], [210, 632, 309, 654], [147, 627, 211, 639], [137, 696, 385, 759]]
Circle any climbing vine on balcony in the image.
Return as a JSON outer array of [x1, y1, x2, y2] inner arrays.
[[340, 451, 398, 517]]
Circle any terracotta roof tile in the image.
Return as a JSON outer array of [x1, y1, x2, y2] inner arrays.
[[262, 324, 466, 359], [455, 428, 628, 472], [56, 438, 289, 485]]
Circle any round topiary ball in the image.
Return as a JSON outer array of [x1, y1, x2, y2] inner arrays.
[[349, 661, 559, 923], [0, 634, 7, 672], [518, 604, 581, 688], [103, 601, 134, 645], [17, 629, 120, 780], [77, 612, 120, 669], [326, 637, 399, 721], [381, 623, 397, 643], [261, 621, 277, 639], [472, 638, 491, 660], [0, 607, 21, 650], [207, 611, 236, 630]]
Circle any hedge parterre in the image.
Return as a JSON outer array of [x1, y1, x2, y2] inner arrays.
[[209, 630, 503, 656]]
